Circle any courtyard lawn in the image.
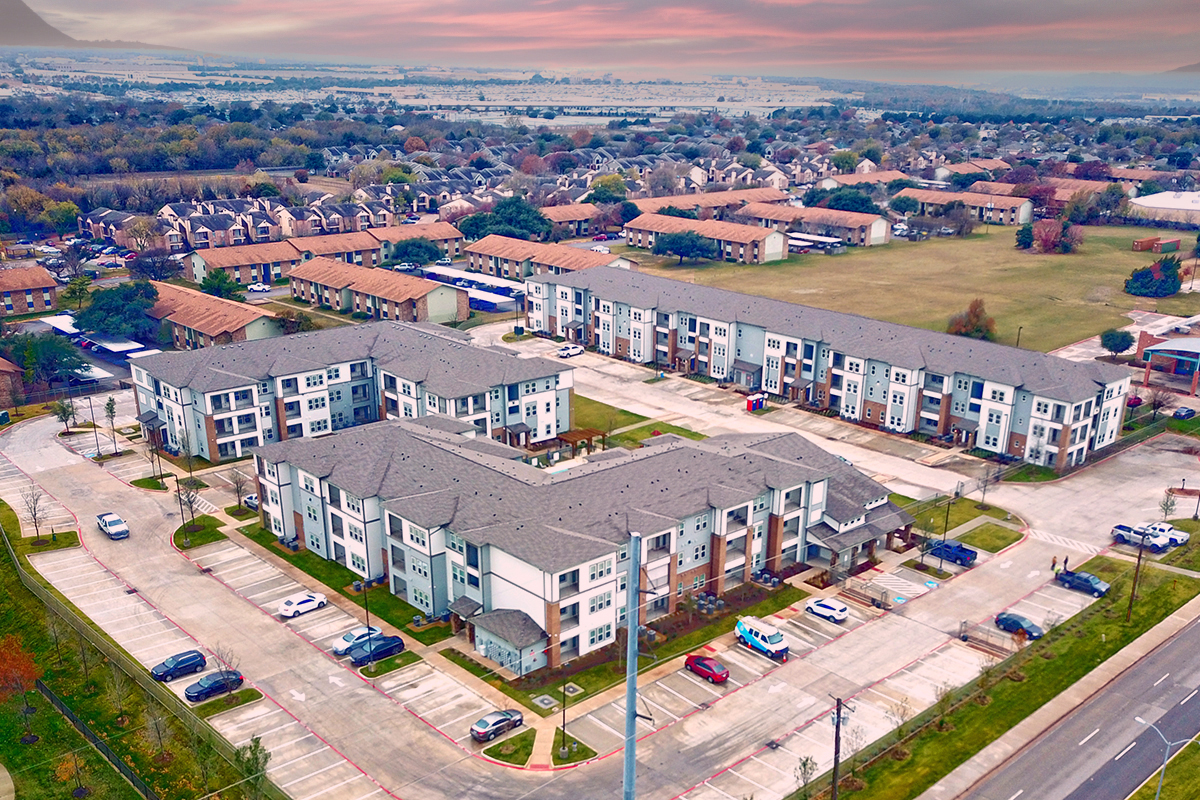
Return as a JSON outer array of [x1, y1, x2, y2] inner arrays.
[[611, 422, 705, 448], [956, 523, 1023, 553], [636, 225, 1200, 353], [572, 395, 648, 433]]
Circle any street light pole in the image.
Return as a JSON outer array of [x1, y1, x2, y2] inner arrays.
[[173, 474, 189, 548], [1126, 535, 1145, 623], [87, 396, 100, 456], [1135, 716, 1200, 800]]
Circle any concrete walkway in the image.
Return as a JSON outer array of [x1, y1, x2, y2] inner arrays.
[[0, 762, 13, 800], [916, 591, 1200, 800]]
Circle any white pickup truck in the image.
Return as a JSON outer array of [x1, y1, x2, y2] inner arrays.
[[1111, 524, 1171, 553], [96, 512, 130, 540]]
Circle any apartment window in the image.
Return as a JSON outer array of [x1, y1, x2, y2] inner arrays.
[[589, 559, 613, 581], [305, 373, 324, 389], [767, 338, 780, 349], [694, 516, 708, 531], [618, 545, 628, 561], [987, 410, 1002, 425], [305, 506, 318, 522], [327, 367, 341, 380], [956, 378, 970, 392], [452, 564, 466, 584], [1035, 400, 1050, 415], [990, 389, 1006, 402], [308, 396, 326, 411], [618, 575, 628, 592], [310, 419, 329, 433], [589, 591, 612, 613], [351, 554, 366, 571], [411, 589, 430, 610], [952, 400, 966, 414], [588, 623, 613, 647], [409, 526, 427, 548], [891, 393, 905, 405], [447, 532, 465, 554], [345, 494, 362, 515], [617, 605, 627, 623], [411, 559, 429, 578], [302, 475, 315, 493], [984, 434, 999, 448], [694, 544, 708, 561], [348, 523, 364, 543]]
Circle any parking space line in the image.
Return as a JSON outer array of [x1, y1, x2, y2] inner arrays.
[[726, 768, 771, 794], [108, 619, 171, 635], [678, 671, 723, 696], [656, 682, 701, 709], [795, 729, 826, 748], [441, 705, 497, 729], [586, 713, 623, 739], [272, 733, 318, 750], [641, 694, 679, 721], [269, 746, 330, 771], [283, 760, 346, 788], [351, 790, 382, 800], [122, 629, 180, 645], [751, 754, 791, 776], [864, 686, 894, 703], [702, 782, 739, 800], [292, 613, 346, 634], [233, 720, 297, 745], [381, 672, 433, 695], [911, 660, 960, 680], [296, 775, 364, 800], [237, 574, 288, 592], [611, 703, 656, 730], [193, 553, 248, 570], [222, 710, 285, 733], [130, 638, 192, 655]]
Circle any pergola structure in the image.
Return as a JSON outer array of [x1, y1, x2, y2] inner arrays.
[[1142, 339, 1200, 396], [558, 428, 605, 457]]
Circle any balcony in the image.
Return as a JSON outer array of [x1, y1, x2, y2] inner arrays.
[[284, 404, 301, 420]]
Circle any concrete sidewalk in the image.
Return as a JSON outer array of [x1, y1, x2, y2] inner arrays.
[[916, 592, 1200, 800]]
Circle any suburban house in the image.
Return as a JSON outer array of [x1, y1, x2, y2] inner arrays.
[[540, 204, 604, 237], [623, 213, 787, 264], [633, 187, 790, 219], [525, 267, 1129, 470], [892, 188, 1033, 225], [78, 208, 167, 251], [251, 418, 911, 672], [0, 266, 57, 316], [130, 321, 574, 463], [933, 159, 1013, 181], [147, 281, 281, 350], [369, 222, 465, 261], [287, 258, 468, 324], [736, 203, 890, 247], [465, 235, 636, 280], [187, 241, 309, 284]]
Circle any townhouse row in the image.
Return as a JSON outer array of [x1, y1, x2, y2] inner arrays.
[[525, 267, 1130, 470], [252, 418, 910, 673], [131, 321, 573, 463]]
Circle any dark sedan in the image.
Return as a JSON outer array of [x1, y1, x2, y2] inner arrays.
[[348, 635, 405, 667], [184, 670, 244, 702], [470, 709, 524, 742], [684, 654, 730, 683], [150, 649, 206, 682], [994, 612, 1044, 641]]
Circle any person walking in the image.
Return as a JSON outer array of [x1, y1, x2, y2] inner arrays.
[[1051, 555, 1058, 572]]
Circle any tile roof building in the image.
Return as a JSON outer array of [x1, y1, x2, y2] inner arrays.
[[253, 419, 910, 671], [465, 235, 636, 280], [368, 222, 465, 260], [736, 203, 890, 247], [539, 204, 604, 237], [0, 266, 57, 316], [893, 188, 1033, 225], [633, 187, 790, 216], [131, 321, 574, 463], [287, 258, 468, 324], [147, 281, 281, 350], [526, 267, 1130, 470], [623, 213, 787, 263]]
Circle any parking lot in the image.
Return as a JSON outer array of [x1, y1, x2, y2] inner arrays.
[[376, 660, 505, 746], [0, 454, 76, 536]]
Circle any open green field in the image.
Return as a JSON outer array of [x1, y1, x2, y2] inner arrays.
[[631, 225, 1200, 353]]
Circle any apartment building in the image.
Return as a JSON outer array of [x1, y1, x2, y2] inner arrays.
[[253, 419, 910, 672], [288, 258, 468, 324], [526, 267, 1130, 470], [539, 204, 604, 237], [0, 266, 57, 316], [464, 235, 635, 280], [623, 213, 787, 263], [893, 188, 1033, 225], [736, 203, 890, 247], [146, 281, 281, 349], [370, 222, 465, 260], [633, 187, 790, 218], [131, 321, 573, 463], [187, 241, 308, 284]]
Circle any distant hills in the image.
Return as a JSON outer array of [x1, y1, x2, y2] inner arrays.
[[0, 0, 185, 51], [1168, 62, 1200, 73]]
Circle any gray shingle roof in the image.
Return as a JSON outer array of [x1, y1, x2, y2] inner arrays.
[[530, 267, 1125, 403], [254, 422, 905, 573], [472, 609, 547, 649], [134, 321, 570, 398]]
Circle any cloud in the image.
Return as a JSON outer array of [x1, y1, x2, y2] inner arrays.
[[32, 0, 1200, 75]]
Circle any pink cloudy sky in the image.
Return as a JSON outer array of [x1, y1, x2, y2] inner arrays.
[[32, 0, 1200, 77]]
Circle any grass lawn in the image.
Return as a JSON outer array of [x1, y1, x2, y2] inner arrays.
[[156, 450, 214, 473], [483, 728, 536, 766], [902, 559, 954, 581], [358, 649, 421, 678], [172, 514, 227, 550], [1160, 519, 1200, 572], [572, 395, 648, 432], [193, 688, 264, 719], [223, 504, 257, 520], [131, 476, 168, 491], [260, 300, 352, 329], [638, 225, 1200, 353], [611, 422, 705, 449], [817, 556, 1200, 800], [1002, 464, 1060, 483], [893, 494, 1011, 535], [551, 730, 597, 765], [957, 523, 1023, 553], [238, 524, 454, 645], [1129, 741, 1200, 799]]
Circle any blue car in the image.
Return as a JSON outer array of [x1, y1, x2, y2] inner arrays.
[[184, 670, 244, 702], [151, 650, 206, 682], [995, 612, 1044, 640], [1173, 407, 1196, 420], [348, 635, 405, 667]]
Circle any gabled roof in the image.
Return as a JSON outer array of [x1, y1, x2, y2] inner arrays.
[[288, 258, 453, 306], [191, 241, 305, 268], [738, 202, 883, 229], [147, 281, 275, 338], [634, 187, 789, 214], [894, 188, 1032, 211], [291, 231, 381, 255], [626, 213, 778, 244], [0, 265, 56, 292], [539, 204, 602, 223], [368, 222, 464, 244]]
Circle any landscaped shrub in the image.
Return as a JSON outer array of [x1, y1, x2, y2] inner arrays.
[[1125, 255, 1182, 297]]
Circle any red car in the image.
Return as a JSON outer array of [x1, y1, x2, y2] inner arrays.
[[684, 654, 729, 684], [593, 234, 609, 241], [1127, 395, 1144, 408]]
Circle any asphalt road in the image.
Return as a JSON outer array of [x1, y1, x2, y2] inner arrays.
[[963, 616, 1200, 800]]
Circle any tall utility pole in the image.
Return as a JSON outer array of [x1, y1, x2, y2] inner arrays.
[[1126, 535, 1146, 623], [622, 532, 642, 800], [831, 697, 845, 800]]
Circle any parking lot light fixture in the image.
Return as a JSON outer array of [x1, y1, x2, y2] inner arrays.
[[1135, 716, 1200, 800], [1193, 489, 1199, 521]]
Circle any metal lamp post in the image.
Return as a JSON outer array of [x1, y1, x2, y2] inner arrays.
[[172, 474, 189, 548], [1135, 716, 1200, 800]]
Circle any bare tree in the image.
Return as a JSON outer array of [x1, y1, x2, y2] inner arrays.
[[142, 698, 173, 760], [105, 663, 133, 721], [186, 716, 220, 792], [20, 484, 49, 544], [845, 724, 867, 777], [75, 630, 96, 687], [1147, 387, 1178, 422], [179, 427, 196, 479], [212, 643, 241, 700], [46, 614, 68, 666], [104, 396, 119, 456], [230, 469, 251, 509], [794, 754, 818, 799], [886, 696, 914, 746], [935, 681, 955, 730], [1160, 490, 1177, 522], [179, 486, 200, 530]]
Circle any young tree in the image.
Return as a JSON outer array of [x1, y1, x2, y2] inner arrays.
[[104, 396, 118, 456], [1100, 329, 1135, 357], [212, 643, 241, 699], [54, 753, 85, 794], [1160, 490, 1177, 521], [1015, 223, 1034, 250], [60, 276, 92, 310], [234, 735, 272, 800], [51, 399, 75, 434], [844, 724, 866, 778], [886, 696, 914, 747], [0, 634, 43, 742], [179, 486, 200, 531], [186, 716, 221, 792], [124, 216, 159, 251], [142, 699, 173, 762], [105, 662, 132, 721], [231, 469, 251, 509], [200, 270, 246, 301], [21, 483, 49, 543], [946, 298, 996, 341], [1147, 387, 1178, 421], [127, 249, 181, 281], [46, 613, 68, 666], [795, 754, 818, 799], [389, 238, 441, 265], [653, 231, 718, 264], [75, 630, 97, 687], [934, 682, 955, 730]]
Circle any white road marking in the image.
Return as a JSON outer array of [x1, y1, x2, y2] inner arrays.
[[1181, 690, 1197, 705], [703, 782, 739, 800], [296, 774, 364, 800], [1153, 673, 1170, 687], [1078, 728, 1099, 746], [678, 671, 723, 696], [656, 681, 701, 709], [1115, 741, 1137, 760], [1005, 791, 1024, 800], [585, 713, 622, 739], [283, 760, 346, 788], [751, 754, 790, 776]]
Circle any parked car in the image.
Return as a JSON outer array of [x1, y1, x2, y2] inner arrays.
[[605, 233, 620, 241], [184, 670, 244, 702], [994, 612, 1044, 640], [1173, 407, 1196, 420], [348, 635, 405, 666], [123, 252, 138, 260], [243, 494, 258, 510], [1141, 522, 1190, 547], [151, 650, 207, 682], [332, 626, 383, 656], [804, 597, 850, 622], [557, 344, 585, 358], [470, 709, 524, 742], [96, 512, 130, 540], [247, 282, 270, 292], [684, 654, 729, 683], [102, 246, 119, 255], [735, 616, 789, 661], [1057, 570, 1110, 597], [277, 591, 327, 618], [1110, 525, 1171, 553], [434, 258, 453, 266], [926, 540, 978, 567], [592, 234, 609, 241], [1127, 395, 1144, 408]]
